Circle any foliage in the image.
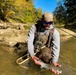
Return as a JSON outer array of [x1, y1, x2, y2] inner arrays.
[[0, 0, 42, 23], [34, 8, 42, 22], [53, 3, 65, 25], [0, 0, 15, 21], [54, 0, 76, 29], [64, 0, 76, 28]]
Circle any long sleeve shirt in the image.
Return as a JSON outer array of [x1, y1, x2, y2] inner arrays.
[[28, 24, 60, 63]]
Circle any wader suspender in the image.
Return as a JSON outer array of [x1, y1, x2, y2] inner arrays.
[[34, 25, 54, 50], [46, 28, 54, 48]]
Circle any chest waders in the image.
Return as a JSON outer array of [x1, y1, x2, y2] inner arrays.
[[34, 28, 54, 63]]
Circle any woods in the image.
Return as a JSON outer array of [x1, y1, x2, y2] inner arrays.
[[54, 0, 76, 29], [0, 0, 76, 29], [0, 0, 42, 23]]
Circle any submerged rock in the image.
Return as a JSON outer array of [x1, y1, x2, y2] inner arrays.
[[14, 42, 27, 53]]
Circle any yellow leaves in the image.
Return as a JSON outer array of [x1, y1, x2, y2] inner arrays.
[[6, 10, 15, 16], [15, 0, 27, 7], [0, 0, 42, 23], [5, 10, 15, 20], [15, 0, 34, 11]]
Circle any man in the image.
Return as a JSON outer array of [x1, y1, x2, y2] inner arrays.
[[28, 12, 61, 74]]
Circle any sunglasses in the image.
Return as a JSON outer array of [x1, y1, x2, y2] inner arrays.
[[44, 21, 53, 25]]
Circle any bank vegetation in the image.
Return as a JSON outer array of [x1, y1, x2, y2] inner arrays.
[[0, 0, 76, 30]]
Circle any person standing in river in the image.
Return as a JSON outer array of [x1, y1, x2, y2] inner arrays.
[[27, 12, 61, 74]]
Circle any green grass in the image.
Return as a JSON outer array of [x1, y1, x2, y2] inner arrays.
[[24, 25, 31, 29]]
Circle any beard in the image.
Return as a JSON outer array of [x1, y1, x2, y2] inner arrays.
[[43, 24, 50, 30]]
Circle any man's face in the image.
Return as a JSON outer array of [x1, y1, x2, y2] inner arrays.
[[43, 21, 53, 29]]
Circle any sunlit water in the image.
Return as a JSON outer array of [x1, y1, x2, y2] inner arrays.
[[0, 37, 76, 75]]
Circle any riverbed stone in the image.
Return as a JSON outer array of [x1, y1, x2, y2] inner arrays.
[[0, 22, 28, 47]]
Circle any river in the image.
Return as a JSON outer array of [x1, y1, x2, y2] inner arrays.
[[0, 37, 76, 75]]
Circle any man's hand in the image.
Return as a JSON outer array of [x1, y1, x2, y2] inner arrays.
[[50, 62, 62, 74], [50, 68, 62, 74], [52, 62, 61, 67], [31, 56, 41, 66]]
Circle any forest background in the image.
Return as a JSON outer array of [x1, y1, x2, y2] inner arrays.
[[0, 0, 76, 29]]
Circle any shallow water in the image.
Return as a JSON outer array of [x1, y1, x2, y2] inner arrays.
[[60, 37, 76, 75], [0, 37, 76, 75]]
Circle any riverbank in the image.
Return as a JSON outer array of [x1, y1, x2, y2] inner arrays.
[[0, 22, 76, 75], [0, 21, 76, 53], [57, 28, 76, 42]]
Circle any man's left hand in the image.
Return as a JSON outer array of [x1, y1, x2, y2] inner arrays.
[[50, 62, 62, 74], [52, 62, 61, 67]]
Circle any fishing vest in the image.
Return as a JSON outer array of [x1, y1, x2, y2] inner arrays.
[[34, 26, 54, 51], [33, 24, 54, 63]]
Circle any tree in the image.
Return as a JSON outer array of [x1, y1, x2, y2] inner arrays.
[[53, 3, 65, 25], [34, 8, 42, 22], [0, 0, 15, 21], [0, 0, 42, 23], [64, 0, 76, 28]]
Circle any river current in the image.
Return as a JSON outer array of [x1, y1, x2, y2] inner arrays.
[[0, 37, 76, 75]]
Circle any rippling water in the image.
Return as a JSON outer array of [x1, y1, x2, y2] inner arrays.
[[60, 37, 76, 75], [0, 37, 76, 75]]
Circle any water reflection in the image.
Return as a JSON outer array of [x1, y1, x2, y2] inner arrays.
[[0, 37, 76, 75]]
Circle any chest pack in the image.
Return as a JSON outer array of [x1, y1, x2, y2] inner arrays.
[[34, 28, 54, 49], [34, 26, 54, 63]]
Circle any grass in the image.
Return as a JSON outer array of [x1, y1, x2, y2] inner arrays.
[[24, 25, 31, 29]]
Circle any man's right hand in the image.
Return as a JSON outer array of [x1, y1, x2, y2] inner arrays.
[[31, 56, 41, 66]]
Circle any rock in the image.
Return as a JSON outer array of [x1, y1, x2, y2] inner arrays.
[[0, 29, 28, 46], [14, 42, 28, 56], [0, 21, 76, 52], [0, 22, 28, 47]]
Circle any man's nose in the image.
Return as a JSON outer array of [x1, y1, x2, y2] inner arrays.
[[46, 24, 50, 26]]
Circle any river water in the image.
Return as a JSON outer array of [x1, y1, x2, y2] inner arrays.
[[0, 37, 76, 75]]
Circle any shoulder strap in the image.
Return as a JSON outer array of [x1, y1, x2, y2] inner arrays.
[[46, 28, 54, 48]]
